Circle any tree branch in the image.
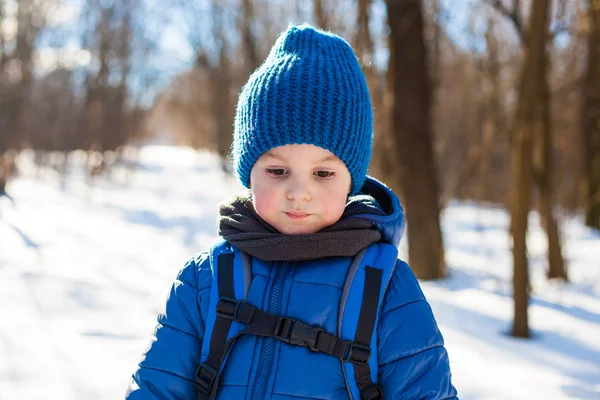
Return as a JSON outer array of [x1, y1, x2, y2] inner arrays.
[[485, 0, 526, 43]]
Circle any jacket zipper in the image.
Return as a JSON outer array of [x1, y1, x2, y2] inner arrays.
[[252, 262, 289, 399]]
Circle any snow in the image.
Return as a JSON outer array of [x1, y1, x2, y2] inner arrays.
[[1, 145, 599, 399]]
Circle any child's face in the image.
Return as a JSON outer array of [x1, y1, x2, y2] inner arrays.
[[250, 144, 352, 235]]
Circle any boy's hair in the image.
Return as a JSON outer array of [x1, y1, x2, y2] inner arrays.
[[232, 24, 373, 195]]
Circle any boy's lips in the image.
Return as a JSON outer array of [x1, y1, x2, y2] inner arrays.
[[284, 211, 310, 220]]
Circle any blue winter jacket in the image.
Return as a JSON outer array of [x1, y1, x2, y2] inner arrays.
[[126, 177, 457, 399]]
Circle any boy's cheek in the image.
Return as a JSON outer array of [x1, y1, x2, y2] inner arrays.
[[323, 196, 346, 222], [252, 186, 279, 217]]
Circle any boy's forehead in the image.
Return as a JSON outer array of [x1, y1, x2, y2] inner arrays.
[[263, 144, 342, 163]]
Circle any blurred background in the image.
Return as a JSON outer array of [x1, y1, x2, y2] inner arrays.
[[0, 0, 599, 399]]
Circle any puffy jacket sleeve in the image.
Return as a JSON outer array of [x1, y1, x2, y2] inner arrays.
[[377, 260, 458, 399], [126, 252, 213, 399]]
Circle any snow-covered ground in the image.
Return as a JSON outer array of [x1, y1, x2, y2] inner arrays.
[[0, 145, 599, 400]]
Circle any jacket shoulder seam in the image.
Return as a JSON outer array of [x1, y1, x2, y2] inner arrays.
[[379, 343, 444, 367], [381, 297, 426, 317], [136, 364, 194, 384], [158, 319, 202, 340]]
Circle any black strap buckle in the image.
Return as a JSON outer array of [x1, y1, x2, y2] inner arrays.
[[361, 384, 384, 400], [216, 297, 241, 319], [344, 342, 371, 365], [274, 317, 324, 352], [195, 362, 218, 395]]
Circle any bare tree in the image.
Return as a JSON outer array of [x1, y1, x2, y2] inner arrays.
[[0, 0, 8, 195], [583, 0, 600, 230], [509, 0, 550, 338], [77, 0, 140, 181], [429, 0, 442, 89], [551, 1, 585, 212], [81, 2, 112, 158], [534, 7, 567, 280], [385, 0, 446, 279], [355, 0, 374, 64], [477, 18, 504, 204], [355, 0, 391, 186], [487, 0, 567, 282], [313, 0, 331, 30], [0, 0, 5, 72], [0, 0, 47, 193], [240, 0, 259, 73], [485, 0, 525, 42]]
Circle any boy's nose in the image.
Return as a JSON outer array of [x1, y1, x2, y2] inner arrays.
[[286, 178, 312, 202]]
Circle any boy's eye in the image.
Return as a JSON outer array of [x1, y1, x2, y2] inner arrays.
[[315, 171, 335, 178], [267, 168, 287, 176]]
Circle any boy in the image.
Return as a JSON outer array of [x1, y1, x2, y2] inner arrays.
[[126, 24, 457, 399]]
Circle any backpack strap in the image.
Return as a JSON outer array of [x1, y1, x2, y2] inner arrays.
[[205, 297, 368, 360], [195, 252, 233, 399], [195, 241, 247, 400], [351, 266, 383, 400], [340, 242, 398, 400]]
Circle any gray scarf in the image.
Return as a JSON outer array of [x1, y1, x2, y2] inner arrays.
[[218, 194, 386, 262]]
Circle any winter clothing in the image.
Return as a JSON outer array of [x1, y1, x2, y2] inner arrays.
[[126, 177, 458, 399], [232, 24, 373, 195], [217, 192, 385, 261]]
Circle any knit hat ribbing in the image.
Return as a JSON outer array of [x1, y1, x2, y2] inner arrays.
[[233, 24, 373, 195]]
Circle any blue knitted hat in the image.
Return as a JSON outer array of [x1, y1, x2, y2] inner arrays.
[[233, 24, 373, 195]]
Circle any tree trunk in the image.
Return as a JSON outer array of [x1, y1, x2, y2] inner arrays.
[[0, 0, 5, 72], [0, 154, 7, 197], [490, 0, 566, 280], [240, 0, 258, 73], [385, 0, 446, 279], [9, 0, 38, 150], [1, 0, 7, 193], [205, 0, 234, 171], [356, 0, 388, 183], [583, 0, 600, 230], [372, 47, 397, 193], [431, 0, 442, 90], [355, 0, 373, 64], [313, 0, 330, 30], [213, 44, 234, 172], [480, 18, 501, 203], [510, 0, 550, 338], [534, 48, 567, 280]]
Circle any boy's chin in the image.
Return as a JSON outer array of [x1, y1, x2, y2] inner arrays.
[[274, 221, 321, 235], [276, 226, 319, 235]]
